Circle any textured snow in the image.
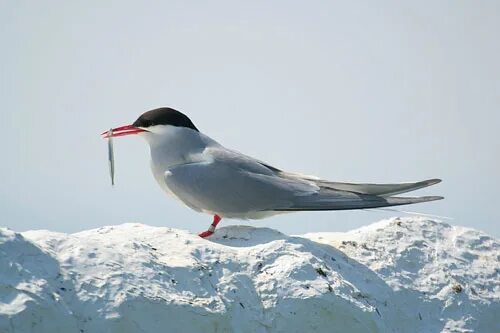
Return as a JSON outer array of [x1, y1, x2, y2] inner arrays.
[[0, 217, 498, 333]]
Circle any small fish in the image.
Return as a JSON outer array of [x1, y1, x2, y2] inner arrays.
[[107, 128, 115, 186]]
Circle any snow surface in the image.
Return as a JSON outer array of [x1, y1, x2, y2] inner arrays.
[[0, 217, 498, 333]]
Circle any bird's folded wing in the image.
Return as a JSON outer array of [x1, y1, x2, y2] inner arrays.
[[166, 147, 443, 214], [205, 148, 442, 197]]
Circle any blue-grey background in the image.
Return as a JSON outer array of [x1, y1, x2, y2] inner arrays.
[[1, 1, 499, 236]]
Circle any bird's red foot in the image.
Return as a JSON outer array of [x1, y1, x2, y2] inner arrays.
[[198, 214, 222, 238], [198, 230, 214, 238]]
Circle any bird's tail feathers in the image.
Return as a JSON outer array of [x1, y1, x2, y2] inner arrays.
[[274, 195, 444, 211]]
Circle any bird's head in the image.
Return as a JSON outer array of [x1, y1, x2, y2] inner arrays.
[[101, 107, 199, 141]]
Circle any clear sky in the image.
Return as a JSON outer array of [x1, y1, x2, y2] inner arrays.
[[1, 1, 499, 236]]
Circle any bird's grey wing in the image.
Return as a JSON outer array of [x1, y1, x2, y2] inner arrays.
[[207, 150, 442, 198], [165, 147, 443, 215]]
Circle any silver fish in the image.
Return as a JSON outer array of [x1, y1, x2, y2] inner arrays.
[[107, 128, 115, 186]]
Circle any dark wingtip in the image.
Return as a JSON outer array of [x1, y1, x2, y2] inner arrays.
[[426, 179, 442, 185]]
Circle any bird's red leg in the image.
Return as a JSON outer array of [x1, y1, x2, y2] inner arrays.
[[198, 215, 222, 238]]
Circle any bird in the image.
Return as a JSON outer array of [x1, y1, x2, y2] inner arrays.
[[101, 107, 443, 238]]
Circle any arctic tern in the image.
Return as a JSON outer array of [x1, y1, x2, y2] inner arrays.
[[101, 107, 443, 238]]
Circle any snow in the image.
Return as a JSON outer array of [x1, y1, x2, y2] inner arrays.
[[0, 217, 498, 332]]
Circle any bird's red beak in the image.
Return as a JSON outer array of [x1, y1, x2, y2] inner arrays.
[[101, 125, 146, 138]]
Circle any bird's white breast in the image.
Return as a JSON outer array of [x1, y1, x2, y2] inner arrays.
[[144, 126, 217, 212]]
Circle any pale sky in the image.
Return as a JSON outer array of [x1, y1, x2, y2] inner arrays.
[[1, 1, 499, 236]]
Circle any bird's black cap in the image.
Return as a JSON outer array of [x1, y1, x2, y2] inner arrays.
[[133, 107, 199, 132]]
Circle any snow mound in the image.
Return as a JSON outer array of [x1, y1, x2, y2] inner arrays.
[[0, 218, 498, 332]]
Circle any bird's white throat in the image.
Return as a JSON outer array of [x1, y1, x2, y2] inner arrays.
[[141, 125, 216, 170]]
